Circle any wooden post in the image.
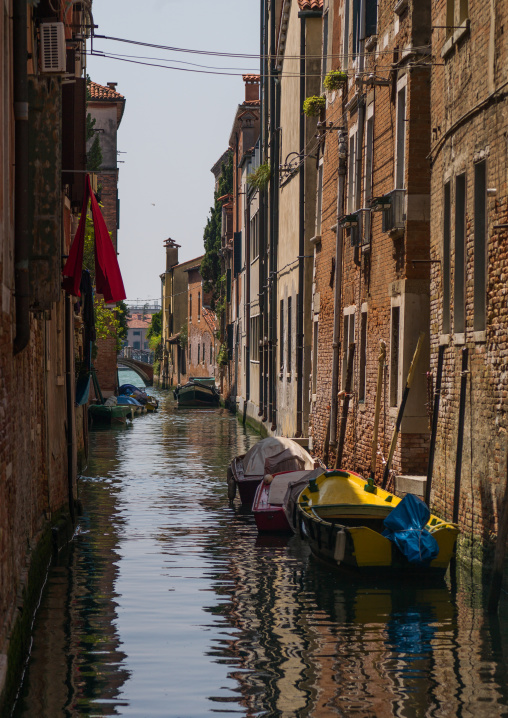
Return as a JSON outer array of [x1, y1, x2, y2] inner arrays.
[[452, 347, 468, 524], [335, 343, 355, 469], [370, 341, 386, 479], [382, 332, 425, 489], [425, 343, 446, 506], [488, 449, 508, 613]]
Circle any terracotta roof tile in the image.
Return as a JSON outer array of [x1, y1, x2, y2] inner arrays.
[[297, 0, 323, 10], [88, 81, 124, 101], [128, 318, 151, 329]]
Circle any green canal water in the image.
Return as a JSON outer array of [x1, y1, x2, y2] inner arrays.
[[12, 385, 508, 717]]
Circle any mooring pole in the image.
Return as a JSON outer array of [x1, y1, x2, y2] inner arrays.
[[425, 343, 446, 506], [382, 333, 425, 489], [488, 449, 508, 613], [370, 341, 386, 480], [335, 344, 355, 469], [452, 347, 468, 524]]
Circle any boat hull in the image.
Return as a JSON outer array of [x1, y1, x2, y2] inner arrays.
[[297, 470, 459, 576], [253, 482, 291, 532], [89, 405, 132, 424], [175, 383, 219, 408]]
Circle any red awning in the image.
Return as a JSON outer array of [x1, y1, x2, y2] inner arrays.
[[62, 174, 126, 302]]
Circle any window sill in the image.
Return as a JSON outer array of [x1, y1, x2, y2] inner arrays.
[[394, 0, 408, 15], [441, 18, 470, 59], [309, 234, 322, 246], [439, 333, 450, 346], [473, 330, 486, 344], [365, 35, 377, 52], [453, 333, 465, 346], [358, 402, 367, 412]]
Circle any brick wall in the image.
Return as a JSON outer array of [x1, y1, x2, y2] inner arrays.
[[428, 0, 508, 550], [310, 0, 432, 485]]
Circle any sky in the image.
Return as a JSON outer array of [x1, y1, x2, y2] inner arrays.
[[87, 0, 260, 305]]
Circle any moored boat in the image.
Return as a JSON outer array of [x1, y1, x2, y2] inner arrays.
[[174, 378, 220, 407], [89, 403, 133, 425], [253, 469, 317, 533], [297, 470, 459, 576], [227, 437, 315, 506]]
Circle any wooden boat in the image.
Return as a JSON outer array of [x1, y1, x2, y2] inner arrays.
[[174, 378, 220, 407], [89, 403, 133, 425], [227, 437, 315, 506], [297, 470, 459, 576], [253, 469, 316, 533]]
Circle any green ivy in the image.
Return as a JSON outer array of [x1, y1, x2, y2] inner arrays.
[[200, 152, 233, 308], [217, 342, 229, 367]]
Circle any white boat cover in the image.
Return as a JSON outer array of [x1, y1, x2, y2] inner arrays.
[[243, 437, 314, 477], [268, 470, 312, 506]]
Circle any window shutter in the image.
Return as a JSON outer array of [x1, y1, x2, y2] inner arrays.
[[365, 0, 378, 37], [233, 231, 242, 276], [227, 323, 234, 359], [226, 268, 231, 302]]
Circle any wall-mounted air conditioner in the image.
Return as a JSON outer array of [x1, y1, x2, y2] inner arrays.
[[40, 23, 66, 73], [381, 189, 406, 234]]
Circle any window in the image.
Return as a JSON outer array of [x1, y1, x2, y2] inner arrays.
[[442, 182, 451, 334], [348, 130, 357, 212], [202, 342, 205, 363], [198, 291, 201, 321], [454, 174, 466, 334], [189, 294, 192, 321], [250, 315, 260, 361], [390, 306, 400, 407], [210, 343, 213, 365], [342, 307, 356, 389], [342, 0, 350, 69], [312, 319, 319, 396], [447, 0, 468, 36], [364, 109, 374, 244], [359, 309, 367, 402], [352, 0, 361, 57], [133, 341, 140, 350], [250, 211, 259, 261], [474, 161, 487, 332], [321, 10, 329, 87], [287, 296, 292, 375], [316, 161, 324, 236], [395, 83, 407, 189], [280, 299, 284, 372], [133, 330, 141, 336], [197, 344, 200, 364]]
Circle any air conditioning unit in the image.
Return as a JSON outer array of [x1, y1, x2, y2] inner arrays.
[[40, 23, 66, 73], [381, 189, 406, 234]]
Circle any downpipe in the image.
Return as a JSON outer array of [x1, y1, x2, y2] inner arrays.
[[329, 131, 347, 447], [296, 16, 306, 438], [13, 0, 30, 354]]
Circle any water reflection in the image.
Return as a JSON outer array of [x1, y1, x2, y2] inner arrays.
[[14, 392, 508, 717]]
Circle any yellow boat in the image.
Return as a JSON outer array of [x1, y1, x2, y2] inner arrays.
[[297, 470, 459, 576]]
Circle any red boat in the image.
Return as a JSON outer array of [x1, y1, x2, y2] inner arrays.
[[227, 437, 315, 506], [253, 470, 317, 533]]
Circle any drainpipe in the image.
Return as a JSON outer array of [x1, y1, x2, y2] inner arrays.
[[267, 5, 276, 426], [295, 17, 306, 438], [245, 199, 251, 401], [329, 131, 347, 447], [13, 0, 30, 354], [65, 295, 76, 523], [271, 78, 280, 432], [354, 0, 366, 268]]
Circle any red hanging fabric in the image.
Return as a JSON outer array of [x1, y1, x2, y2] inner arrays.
[[62, 175, 126, 302]]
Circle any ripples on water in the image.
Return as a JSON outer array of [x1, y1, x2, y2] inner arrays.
[[13, 391, 508, 717]]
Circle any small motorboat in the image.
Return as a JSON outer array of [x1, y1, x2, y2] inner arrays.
[[116, 395, 145, 415], [297, 470, 459, 576], [253, 469, 318, 533], [88, 403, 133, 425], [174, 377, 220, 407], [227, 437, 315, 506]]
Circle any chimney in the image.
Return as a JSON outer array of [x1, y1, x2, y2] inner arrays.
[[243, 74, 260, 103], [107, 82, 118, 91]]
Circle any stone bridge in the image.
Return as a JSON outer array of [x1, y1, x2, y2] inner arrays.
[[117, 357, 153, 386]]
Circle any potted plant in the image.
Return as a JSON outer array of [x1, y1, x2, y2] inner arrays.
[[247, 163, 271, 191], [303, 95, 326, 117], [323, 70, 348, 91]]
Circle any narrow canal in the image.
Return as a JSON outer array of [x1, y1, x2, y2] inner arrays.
[[12, 384, 508, 717]]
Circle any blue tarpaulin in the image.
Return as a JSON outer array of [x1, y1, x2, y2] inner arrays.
[[382, 494, 439, 565]]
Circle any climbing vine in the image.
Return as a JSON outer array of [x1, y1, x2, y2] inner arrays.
[[200, 151, 233, 310]]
